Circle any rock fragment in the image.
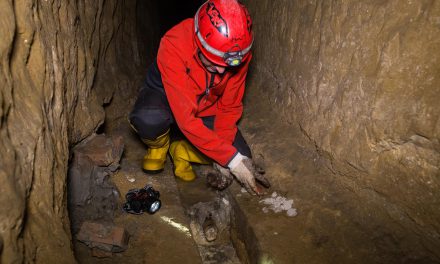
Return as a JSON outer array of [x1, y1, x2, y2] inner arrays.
[[76, 222, 129, 253]]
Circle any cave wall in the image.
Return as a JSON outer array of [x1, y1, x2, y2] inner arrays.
[[0, 0, 159, 263], [243, 0, 440, 255]]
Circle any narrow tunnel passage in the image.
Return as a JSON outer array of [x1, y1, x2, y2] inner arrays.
[[0, 0, 439, 263]]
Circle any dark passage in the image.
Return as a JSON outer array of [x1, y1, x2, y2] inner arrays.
[[0, 0, 439, 263]]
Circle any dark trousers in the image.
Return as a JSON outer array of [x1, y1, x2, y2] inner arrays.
[[129, 78, 252, 158]]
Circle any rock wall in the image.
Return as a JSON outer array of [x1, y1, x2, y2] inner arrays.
[[243, 0, 440, 257], [0, 1, 158, 263]]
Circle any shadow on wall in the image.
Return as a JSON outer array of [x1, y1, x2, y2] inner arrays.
[[157, 0, 204, 34], [134, 0, 203, 70]]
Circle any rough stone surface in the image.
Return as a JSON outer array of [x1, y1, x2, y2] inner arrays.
[[242, 0, 440, 261], [0, 1, 159, 263], [76, 222, 129, 253], [188, 197, 232, 246], [68, 134, 123, 234], [73, 134, 124, 168]]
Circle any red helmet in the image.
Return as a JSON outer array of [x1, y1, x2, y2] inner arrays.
[[194, 0, 253, 67]]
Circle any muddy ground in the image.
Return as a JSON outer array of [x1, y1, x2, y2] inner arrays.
[[73, 86, 436, 264]]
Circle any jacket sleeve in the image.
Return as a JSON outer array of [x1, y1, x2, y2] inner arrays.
[[157, 38, 237, 166], [214, 56, 251, 144]]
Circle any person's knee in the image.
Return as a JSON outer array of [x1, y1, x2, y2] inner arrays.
[[129, 108, 171, 140]]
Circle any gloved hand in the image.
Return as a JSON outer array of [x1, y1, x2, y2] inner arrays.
[[228, 153, 271, 195]]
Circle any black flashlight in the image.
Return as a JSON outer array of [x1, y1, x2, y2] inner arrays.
[[123, 185, 161, 214]]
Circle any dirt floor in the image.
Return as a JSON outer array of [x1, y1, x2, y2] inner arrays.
[[73, 87, 432, 264], [73, 122, 201, 263]]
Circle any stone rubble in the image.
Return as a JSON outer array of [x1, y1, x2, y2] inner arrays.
[[68, 134, 124, 233]]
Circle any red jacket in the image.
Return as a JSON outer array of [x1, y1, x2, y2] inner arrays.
[[157, 18, 251, 166]]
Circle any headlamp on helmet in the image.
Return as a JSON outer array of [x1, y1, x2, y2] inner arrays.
[[224, 50, 243, 67]]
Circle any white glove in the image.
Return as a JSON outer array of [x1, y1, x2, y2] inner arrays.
[[228, 153, 270, 195]]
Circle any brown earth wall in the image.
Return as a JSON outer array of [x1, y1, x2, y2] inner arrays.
[[243, 0, 440, 257], [0, 1, 159, 263]]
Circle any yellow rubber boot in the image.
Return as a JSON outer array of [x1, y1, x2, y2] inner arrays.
[[169, 140, 211, 181], [141, 130, 170, 173]]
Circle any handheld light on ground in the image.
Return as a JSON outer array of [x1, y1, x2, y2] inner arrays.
[[123, 185, 161, 214]]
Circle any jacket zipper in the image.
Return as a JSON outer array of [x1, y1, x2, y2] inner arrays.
[[198, 73, 215, 104]]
